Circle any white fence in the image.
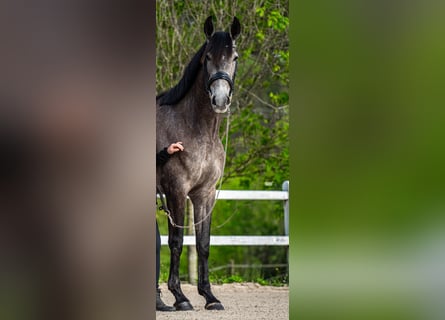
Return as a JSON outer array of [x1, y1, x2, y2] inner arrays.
[[160, 181, 289, 246]]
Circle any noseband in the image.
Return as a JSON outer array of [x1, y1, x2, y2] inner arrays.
[[206, 71, 234, 96]]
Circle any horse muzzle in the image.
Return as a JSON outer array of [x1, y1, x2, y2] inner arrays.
[[207, 71, 234, 113], [211, 93, 231, 113]]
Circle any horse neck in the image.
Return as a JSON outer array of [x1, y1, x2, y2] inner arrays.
[[181, 69, 223, 140]]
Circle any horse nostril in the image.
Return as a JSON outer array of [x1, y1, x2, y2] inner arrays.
[[226, 96, 231, 105], [212, 96, 216, 106]]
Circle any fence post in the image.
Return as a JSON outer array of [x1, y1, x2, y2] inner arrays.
[[282, 180, 289, 279], [282, 180, 289, 236], [187, 199, 197, 285]]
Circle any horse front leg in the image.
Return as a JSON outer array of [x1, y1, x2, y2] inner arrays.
[[166, 193, 193, 311], [192, 195, 224, 310]]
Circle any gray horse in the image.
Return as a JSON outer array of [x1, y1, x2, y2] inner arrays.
[[156, 16, 240, 311]]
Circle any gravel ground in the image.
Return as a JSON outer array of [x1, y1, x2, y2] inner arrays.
[[156, 282, 288, 320]]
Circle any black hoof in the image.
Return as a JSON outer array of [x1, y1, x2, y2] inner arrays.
[[205, 302, 224, 310], [174, 301, 194, 311]]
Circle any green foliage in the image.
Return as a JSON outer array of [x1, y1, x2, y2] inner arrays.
[[156, 0, 289, 284], [156, 1, 289, 187], [222, 274, 244, 283]]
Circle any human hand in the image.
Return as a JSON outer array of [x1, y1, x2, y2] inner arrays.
[[167, 142, 184, 154]]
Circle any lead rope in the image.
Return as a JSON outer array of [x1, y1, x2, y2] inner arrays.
[[157, 111, 231, 229]]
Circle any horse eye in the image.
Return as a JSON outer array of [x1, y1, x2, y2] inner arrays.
[[206, 53, 212, 61]]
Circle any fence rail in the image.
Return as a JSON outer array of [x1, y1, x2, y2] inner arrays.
[[160, 181, 289, 247], [209, 263, 288, 272], [160, 235, 289, 246]]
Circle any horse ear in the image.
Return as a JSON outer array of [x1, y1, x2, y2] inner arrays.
[[230, 17, 241, 40], [204, 16, 214, 40]]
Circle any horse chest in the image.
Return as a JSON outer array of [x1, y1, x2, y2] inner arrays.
[[185, 146, 224, 184]]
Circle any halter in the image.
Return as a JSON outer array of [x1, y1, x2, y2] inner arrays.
[[206, 71, 235, 96], [204, 52, 238, 98]]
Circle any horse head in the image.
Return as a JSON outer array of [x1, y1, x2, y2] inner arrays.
[[203, 16, 240, 114]]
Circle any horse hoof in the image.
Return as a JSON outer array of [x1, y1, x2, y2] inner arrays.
[[205, 302, 224, 310], [174, 301, 194, 311]]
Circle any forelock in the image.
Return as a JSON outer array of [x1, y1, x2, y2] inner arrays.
[[206, 32, 234, 61]]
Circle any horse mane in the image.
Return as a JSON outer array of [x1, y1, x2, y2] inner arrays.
[[157, 42, 207, 106]]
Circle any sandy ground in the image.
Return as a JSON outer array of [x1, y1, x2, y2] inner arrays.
[[156, 282, 288, 320]]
